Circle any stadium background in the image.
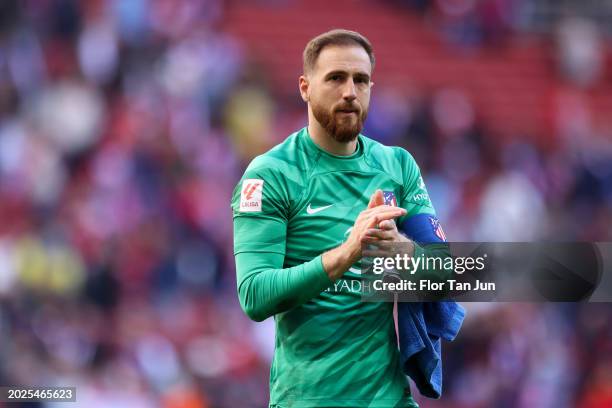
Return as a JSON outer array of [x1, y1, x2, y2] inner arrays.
[[0, 0, 611, 407]]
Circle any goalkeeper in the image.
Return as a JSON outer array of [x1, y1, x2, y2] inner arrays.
[[232, 29, 459, 408]]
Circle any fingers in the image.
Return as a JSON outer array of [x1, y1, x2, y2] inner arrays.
[[362, 205, 406, 218], [348, 205, 406, 257], [367, 191, 377, 209], [373, 190, 384, 207], [361, 205, 404, 215], [362, 228, 394, 242], [367, 189, 384, 209], [378, 219, 397, 231], [365, 208, 406, 229]]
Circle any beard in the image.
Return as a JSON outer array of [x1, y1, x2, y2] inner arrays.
[[311, 100, 368, 143]]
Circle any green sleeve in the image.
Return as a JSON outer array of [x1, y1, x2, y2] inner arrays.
[[231, 166, 332, 322], [396, 149, 436, 222], [235, 251, 332, 321]]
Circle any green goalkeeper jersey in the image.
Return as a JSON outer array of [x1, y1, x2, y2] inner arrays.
[[231, 127, 436, 408]]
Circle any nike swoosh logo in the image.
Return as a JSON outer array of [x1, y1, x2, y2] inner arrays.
[[306, 204, 333, 215]]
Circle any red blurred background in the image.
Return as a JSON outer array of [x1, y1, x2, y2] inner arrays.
[[0, 1, 611, 407]]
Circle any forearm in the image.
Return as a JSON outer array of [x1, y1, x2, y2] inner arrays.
[[321, 242, 358, 281], [234, 200, 406, 321], [236, 251, 332, 321]]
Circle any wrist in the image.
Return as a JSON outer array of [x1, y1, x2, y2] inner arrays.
[[404, 238, 415, 257], [323, 242, 358, 281], [341, 240, 361, 266]]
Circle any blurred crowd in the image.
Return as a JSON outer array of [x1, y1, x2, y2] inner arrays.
[[0, 0, 611, 407]]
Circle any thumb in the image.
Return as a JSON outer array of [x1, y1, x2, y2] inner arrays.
[[367, 189, 384, 209]]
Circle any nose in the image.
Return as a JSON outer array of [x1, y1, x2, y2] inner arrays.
[[342, 78, 357, 102]]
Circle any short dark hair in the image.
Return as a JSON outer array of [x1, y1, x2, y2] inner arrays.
[[303, 29, 375, 74]]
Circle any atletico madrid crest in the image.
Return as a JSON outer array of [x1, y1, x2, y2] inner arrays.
[[429, 216, 447, 242], [382, 191, 397, 207]]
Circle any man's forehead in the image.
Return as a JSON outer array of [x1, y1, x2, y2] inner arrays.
[[314, 45, 372, 75]]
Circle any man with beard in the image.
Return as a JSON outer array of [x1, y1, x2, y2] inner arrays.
[[232, 29, 455, 407]]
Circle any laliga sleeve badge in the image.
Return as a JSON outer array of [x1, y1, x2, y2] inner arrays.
[[240, 179, 264, 212]]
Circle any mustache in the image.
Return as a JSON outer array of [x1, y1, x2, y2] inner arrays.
[[334, 104, 360, 113]]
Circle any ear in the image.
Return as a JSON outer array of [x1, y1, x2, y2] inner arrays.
[[299, 75, 309, 102]]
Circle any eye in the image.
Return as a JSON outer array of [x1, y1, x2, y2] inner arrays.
[[329, 75, 342, 81]]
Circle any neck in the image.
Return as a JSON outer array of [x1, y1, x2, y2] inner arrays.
[[307, 110, 358, 156]]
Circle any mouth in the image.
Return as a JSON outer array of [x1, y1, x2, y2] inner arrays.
[[335, 109, 359, 115]]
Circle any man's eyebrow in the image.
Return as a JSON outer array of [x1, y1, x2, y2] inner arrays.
[[353, 72, 371, 81], [324, 70, 348, 77], [324, 70, 371, 81]]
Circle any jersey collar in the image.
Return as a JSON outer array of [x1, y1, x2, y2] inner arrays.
[[302, 127, 364, 160]]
